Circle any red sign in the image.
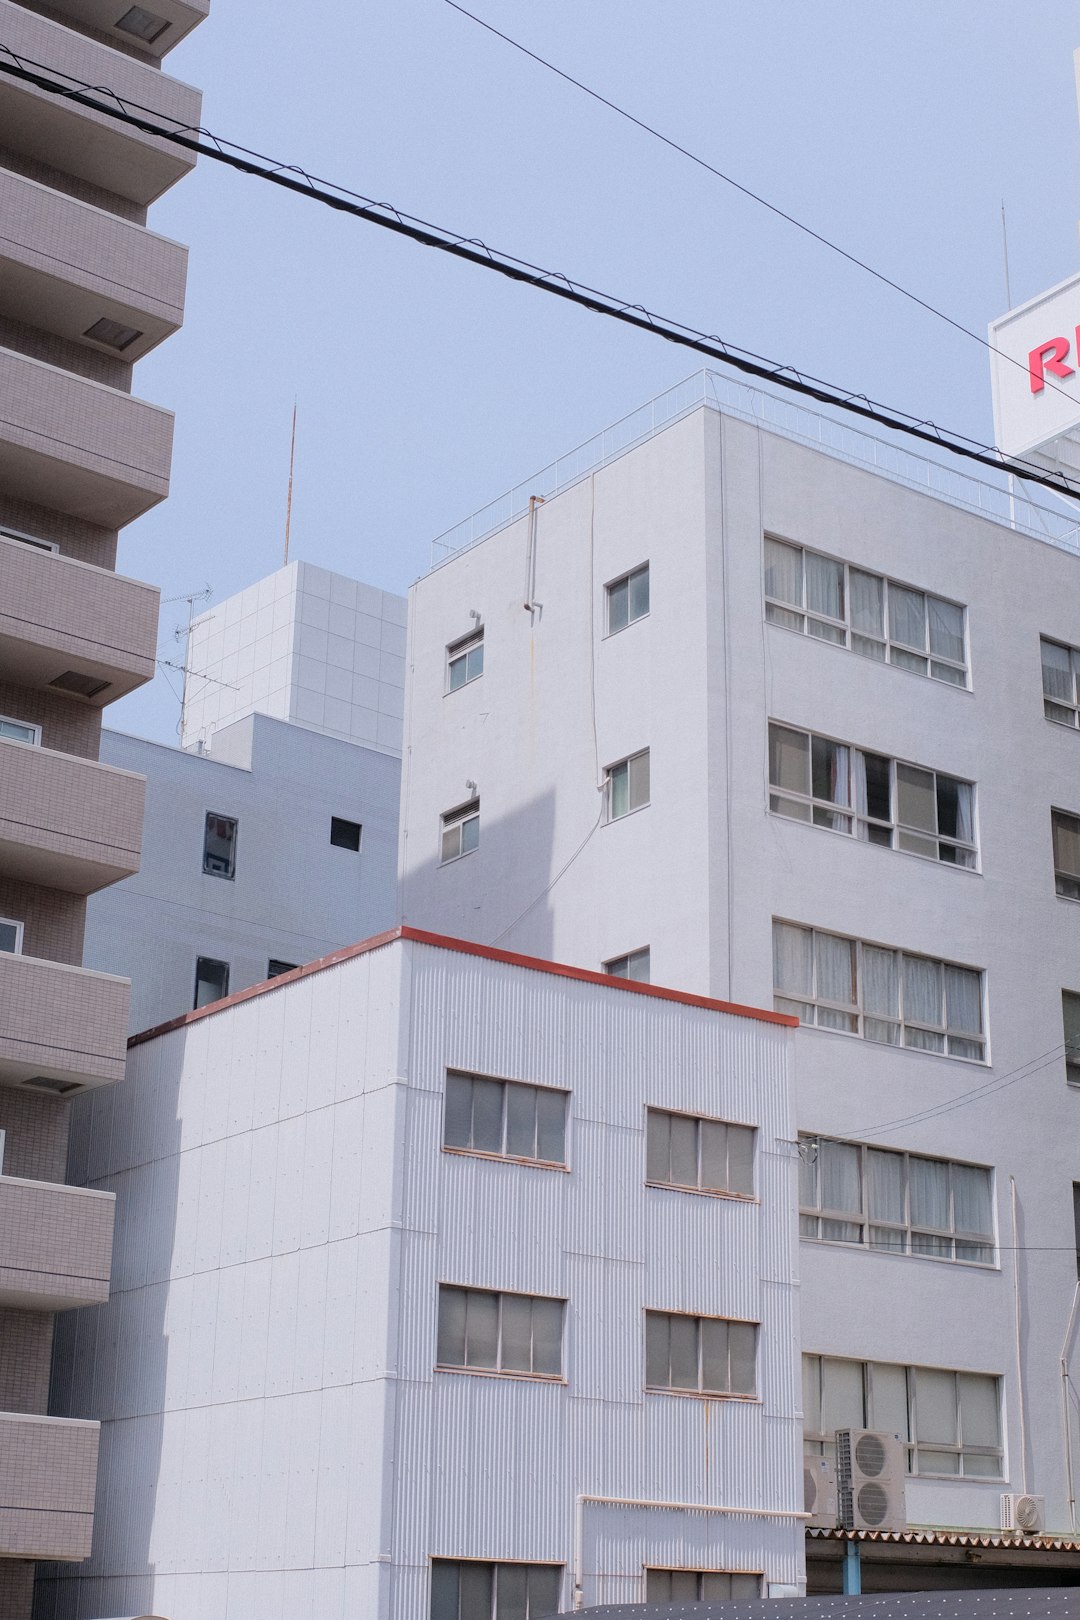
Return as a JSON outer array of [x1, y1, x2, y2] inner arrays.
[[1029, 332, 1080, 393]]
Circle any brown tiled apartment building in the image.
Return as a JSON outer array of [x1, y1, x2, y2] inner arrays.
[[0, 0, 207, 1610]]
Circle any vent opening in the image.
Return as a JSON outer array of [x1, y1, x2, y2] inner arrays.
[[48, 671, 110, 700], [84, 317, 143, 352], [115, 5, 171, 42]]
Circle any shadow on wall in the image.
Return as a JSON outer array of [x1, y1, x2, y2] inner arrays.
[[34, 1040, 186, 1620]]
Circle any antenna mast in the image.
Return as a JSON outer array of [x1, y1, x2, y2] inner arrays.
[[284, 401, 298, 565]]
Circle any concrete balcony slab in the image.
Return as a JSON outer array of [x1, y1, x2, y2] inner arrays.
[[0, 1411, 98, 1561], [0, 1173, 114, 1310], [0, 736, 144, 893], [0, 951, 129, 1091]]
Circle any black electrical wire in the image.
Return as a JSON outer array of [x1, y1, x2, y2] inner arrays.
[[445, 2, 1068, 413], [1, 45, 1078, 505]]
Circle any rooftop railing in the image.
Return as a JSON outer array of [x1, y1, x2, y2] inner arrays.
[[429, 368, 1080, 569]]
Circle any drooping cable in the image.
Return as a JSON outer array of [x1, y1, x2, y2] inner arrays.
[[0, 45, 1078, 503]]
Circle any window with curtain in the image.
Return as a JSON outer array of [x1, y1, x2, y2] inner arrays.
[[606, 749, 650, 820], [1052, 808, 1080, 898], [444, 1071, 567, 1165], [1042, 636, 1080, 727], [800, 1136, 994, 1264], [436, 1287, 564, 1377], [763, 538, 968, 686], [645, 1311, 757, 1396], [647, 1110, 755, 1196], [773, 921, 985, 1059], [768, 723, 976, 867], [430, 1560, 562, 1620], [802, 1354, 1002, 1476]]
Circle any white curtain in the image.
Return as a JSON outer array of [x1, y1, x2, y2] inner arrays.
[[1042, 638, 1074, 701], [849, 568, 884, 638], [888, 583, 927, 650], [952, 1163, 992, 1237], [902, 955, 943, 1046], [815, 931, 857, 1027], [867, 1149, 905, 1223], [953, 782, 974, 845], [928, 596, 965, 664], [806, 551, 844, 621], [944, 965, 982, 1036], [773, 922, 813, 998], [764, 537, 803, 606]]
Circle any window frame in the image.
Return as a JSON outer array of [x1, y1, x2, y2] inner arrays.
[[1064, 990, 1080, 1087], [202, 811, 238, 880], [772, 919, 987, 1063], [267, 959, 299, 979], [446, 629, 485, 693], [798, 1134, 995, 1266], [603, 946, 650, 982], [646, 1108, 757, 1201], [436, 1284, 566, 1381], [0, 715, 42, 747], [441, 798, 480, 864], [767, 721, 978, 870], [442, 1069, 569, 1169], [605, 749, 650, 822], [644, 1308, 759, 1399], [329, 816, 362, 852], [0, 917, 24, 955], [1041, 635, 1080, 728], [644, 1569, 763, 1603], [605, 562, 650, 636], [1052, 807, 1080, 899], [802, 1352, 1003, 1480], [193, 955, 229, 1010], [763, 536, 969, 688], [429, 1558, 563, 1620]]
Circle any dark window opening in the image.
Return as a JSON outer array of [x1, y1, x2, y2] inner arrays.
[[330, 816, 362, 852], [203, 813, 238, 879], [194, 957, 229, 1009], [268, 960, 299, 979]]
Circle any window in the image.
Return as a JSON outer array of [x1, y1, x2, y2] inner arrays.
[[437, 1286, 564, 1378], [764, 538, 968, 686], [447, 630, 484, 692], [0, 525, 57, 555], [606, 749, 650, 820], [647, 1110, 755, 1197], [606, 563, 650, 634], [330, 816, 362, 852], [268, 959, 298, 979], [799, 1136, 994, 1264], [441, 798, 480, 863], [0, 918, 23, 954], [203, 813, 237, 879], [1064, 992, 1080, 1086], [0, 1128, 5, 1174], [430, 1560, 561, 1620], [1073, 1184, 1080, 1280], [645, 1311, 757, 1396], [1042, 636, 1080, 727], [604, 947, 650, 982], [444, 1070, 567, 1165], [772, 921, 986, 1060], [645, 1571, 761, 1602], [193, 956, 229, 1009], [1053, 809, 1080, 898], [802, 1354, 1003, 1478], [0, 716, 41, 746], [768, 723, 976, 867]]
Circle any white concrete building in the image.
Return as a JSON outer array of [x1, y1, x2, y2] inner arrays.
[[399, 371, 1080, 1590], [40, 926, 802, 1618], [180, 560, 407, 757], [84, 710, 401, 1032]]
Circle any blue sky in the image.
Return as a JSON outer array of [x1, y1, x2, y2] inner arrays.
[[113, 1, 1080, 742]]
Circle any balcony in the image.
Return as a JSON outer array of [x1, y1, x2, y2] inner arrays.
[[0, 168, 188, 362], [0, 1175, 114, 1311], [0, 532, 158, 703], [0, 951, 129, 1092], [36, 0, 209, 60], [0, 0, 203, 206], [0, 346, 173, 527], [0, 1412, 99, 1561], [0, 737, 144, 893]]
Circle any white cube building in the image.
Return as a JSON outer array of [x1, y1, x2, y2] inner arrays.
[[40, 927, 802, 1618]]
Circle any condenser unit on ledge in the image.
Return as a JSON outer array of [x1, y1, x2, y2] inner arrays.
[[804, 1456, 838, 1528], [836, 1429, 907, 1532], [1001, 1492, 1045, 1535]]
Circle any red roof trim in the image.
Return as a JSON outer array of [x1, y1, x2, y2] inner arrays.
[[128, 924, 796, 1049]]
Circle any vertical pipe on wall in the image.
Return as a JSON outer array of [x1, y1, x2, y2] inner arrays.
[[842, 1540, 861, 1594], [1010, 1175, 1030, 1495]]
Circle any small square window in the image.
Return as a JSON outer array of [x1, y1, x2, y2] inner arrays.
[[194, 957, 229, 1009], [447, 630, 484, 692], [330, 816, 362, 852], [0, 918, 24, 955], [203, 813, 237, 879], [606, 749, 650, 820], [0, 716, 41, 746], [268, 959, 299, 979], [606, 564, 650, 634], [604, 947, 650, 982], [441, 798, 480, 863]]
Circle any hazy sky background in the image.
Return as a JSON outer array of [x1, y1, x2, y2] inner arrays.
[[112, 1, 1080, 744]]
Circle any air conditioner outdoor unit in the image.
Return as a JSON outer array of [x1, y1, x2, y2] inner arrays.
[[804, 1456, 838, 1528], [1001, 1492, 1045, 1535], [836, 1429, 907, 1532]]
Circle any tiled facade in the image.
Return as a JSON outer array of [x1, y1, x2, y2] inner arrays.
[[0, 0, 207, 1606]]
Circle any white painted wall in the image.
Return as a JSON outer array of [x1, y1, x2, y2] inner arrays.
[[84, 711, 400, 1031], [399, 400, 1080, 1543], [39, 934, 800, 1618]]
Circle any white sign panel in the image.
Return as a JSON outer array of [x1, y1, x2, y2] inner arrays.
[[989, 269, 1080, 458]]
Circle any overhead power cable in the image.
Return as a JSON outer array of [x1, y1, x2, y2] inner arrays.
[[1, 46, 1078, 503], [445, 2, 1065, 412]]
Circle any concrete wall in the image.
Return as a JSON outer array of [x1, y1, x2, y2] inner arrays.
[[400, 400, 1080, 1542], [41, 933, 801, 1617]]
